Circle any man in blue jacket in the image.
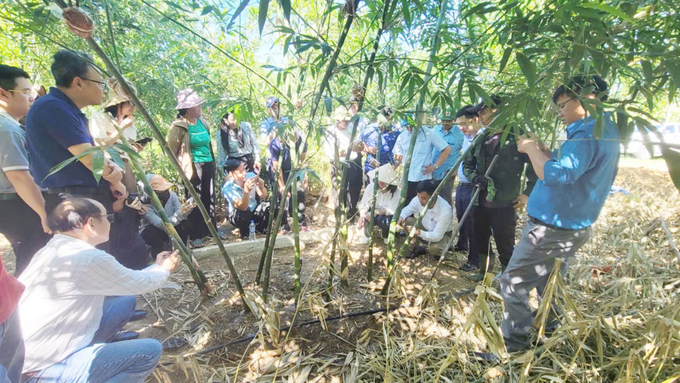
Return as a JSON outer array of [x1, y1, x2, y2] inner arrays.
[[500, 75, 620, 352]]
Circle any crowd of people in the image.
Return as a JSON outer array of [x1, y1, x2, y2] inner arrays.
[[0, 46, 620, 382]]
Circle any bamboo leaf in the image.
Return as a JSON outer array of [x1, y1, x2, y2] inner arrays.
[[580, 2, 635, 23], [227, 0, 250, 29], [402, 0, 411, 27], [279, 0, 291, 22], [516, 52, 536, 89], [43, 146, 102, 182], [106, 147, 125, 169], [662, 146, 680, 192], [258, 0, 270, 35], [92, 150, 105, 183], [499, 47, 512, 73], [641, 60, 654, 86], [201, 5, 214, 15]]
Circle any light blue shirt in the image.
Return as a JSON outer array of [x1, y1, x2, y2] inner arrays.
[[527, 114, 620, 230], [457, 135, 473, 183], [259, 116, 291, 141], [222, 179, 257, 214], [394, 127, 448, 182], [433, 125, 464, 181]]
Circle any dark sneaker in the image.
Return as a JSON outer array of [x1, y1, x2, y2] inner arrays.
[[453, 245, 468, 252], [405, 245, 428, 259], [129, 310, 147, 322], [466, 272, 485, 282], [459, 263, 478, 272]]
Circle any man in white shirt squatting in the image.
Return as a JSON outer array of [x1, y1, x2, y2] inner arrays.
[[397, 180, 454, 259], [18, 198, 180, 382]]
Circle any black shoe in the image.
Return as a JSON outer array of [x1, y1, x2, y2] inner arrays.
[[453, 245, 468, 252], [129, 310, 147, 322], [112, 331, 139, 342], [459, 263, 478, 272], [405, 245, 428, 259]]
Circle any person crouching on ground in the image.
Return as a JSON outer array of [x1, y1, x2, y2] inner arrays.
[[500, 75, 620, 353], [356, 163, 401, 244], [140, 174, 196, 256], [397, 180, 453, 259], [18, 198, 179, 382], [222, 159, 272, 240]]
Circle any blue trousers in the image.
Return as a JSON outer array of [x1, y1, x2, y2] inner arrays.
[[454, 182, 478, 265], [27, 296, 161, 383], [0, 310, 24, 383]]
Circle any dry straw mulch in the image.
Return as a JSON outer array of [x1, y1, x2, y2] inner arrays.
[[152, 166, 680, 382]]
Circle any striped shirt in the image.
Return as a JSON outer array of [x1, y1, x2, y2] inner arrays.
[[18, 234, 169, 373]]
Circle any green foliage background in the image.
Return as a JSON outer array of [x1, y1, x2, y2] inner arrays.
[[1, 0, 679, 188]]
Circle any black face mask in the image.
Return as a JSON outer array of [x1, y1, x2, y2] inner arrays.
[[157, 190, 171, 205]]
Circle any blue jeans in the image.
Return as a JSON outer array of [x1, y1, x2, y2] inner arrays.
[[0, 310, 24, 383], [28, 296, 161, 383]]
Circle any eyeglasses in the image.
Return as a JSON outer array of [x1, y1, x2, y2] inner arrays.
[[82, 78, 108, 91], [556, 97, 576, 109], [7, 89, 32, 96], [97, 214, 115, 223]]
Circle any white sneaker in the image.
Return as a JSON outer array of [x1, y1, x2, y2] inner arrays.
[[382, 237, 389, 245]]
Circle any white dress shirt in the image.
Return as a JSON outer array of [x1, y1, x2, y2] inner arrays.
[[358, 182, 401, 216], [399, 195, 453, 242], [393, 127, 447, 182], [18, 234, 170, 373]]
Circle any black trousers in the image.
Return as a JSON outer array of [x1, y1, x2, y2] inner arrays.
[[186, 161, 216, 240], [472, 205, 517, 267], [228, 202, 272, 239], [0, 197, 51, 276], [108, 206, 149, 270], [331, 156, 363, 223], [141, 221, 191, 258], [454, 183, 478, 265], [434, 176, 455, 205], [406, 181, 420, 205]]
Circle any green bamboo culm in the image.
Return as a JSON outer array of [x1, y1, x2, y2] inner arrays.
[[330, 0, 395, 289], [292, 176, 302, 304], [256, 154, 276, 285], [366, 137, 381, 281], [309, 0, 361, 119], [112, 127, 208, 292], [76, 31, 251, 311], [381, 0, 451, 295], [256, 150, 284, 285]]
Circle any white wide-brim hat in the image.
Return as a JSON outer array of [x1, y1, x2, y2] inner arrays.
[[175, 88, 205, 110], [368, 163, 399, 186]]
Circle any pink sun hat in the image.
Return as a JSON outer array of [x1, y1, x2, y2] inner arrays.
[[175, 88, 205, 110]]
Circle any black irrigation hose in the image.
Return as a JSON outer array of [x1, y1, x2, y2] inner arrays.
[[189, 286, 478, 357]]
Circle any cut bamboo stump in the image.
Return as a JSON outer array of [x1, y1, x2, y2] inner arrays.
[[193, 228, 334, 261]]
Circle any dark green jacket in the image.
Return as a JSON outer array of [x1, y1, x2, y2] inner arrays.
[[462, 129, 537, 207]]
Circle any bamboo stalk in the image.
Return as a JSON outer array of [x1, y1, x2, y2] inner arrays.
[[113, 129, 208, 293], [292, 177, 301, 303], [256, 152, 282, 284], [381, 0, 451, 295], [81, 36, 251, 310], [330, 0, 394, 289], [366, 136, 382, 281], [309, 0, 361, 119]]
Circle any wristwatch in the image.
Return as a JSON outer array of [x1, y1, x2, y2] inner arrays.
[[433, 164, 439, 170]]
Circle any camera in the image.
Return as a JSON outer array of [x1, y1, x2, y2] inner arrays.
[[128, 193, 151, 205]]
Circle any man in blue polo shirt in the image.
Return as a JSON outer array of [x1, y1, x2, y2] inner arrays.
[[432, 112, 464, 205], [500, 75, 620, 352], [26, 50, 126, 214]]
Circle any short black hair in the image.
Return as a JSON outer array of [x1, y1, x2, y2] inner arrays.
[[51, 50, 94, 88], [224, 158, 243, 173], [456, 105, 478, 119], [416, 180, 437, 196], [0, 64, 30, 92], [48, 198, 103, 232], [471, 94, 503, 115], [553, 75, 609, 104], [176, 108, 188, 119]]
